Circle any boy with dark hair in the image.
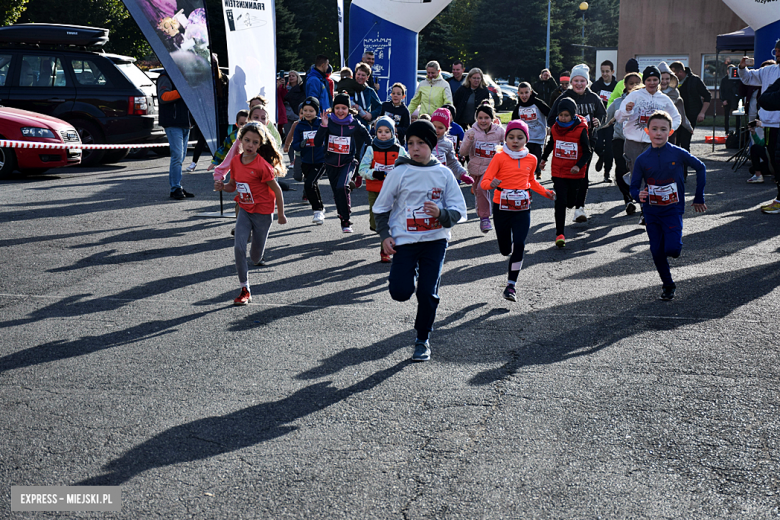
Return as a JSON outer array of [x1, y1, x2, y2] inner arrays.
[[306, 55, 331, 112], [630, 110, 707, 301], [591, 60, 617, 182], [381, 82, 411, 145]]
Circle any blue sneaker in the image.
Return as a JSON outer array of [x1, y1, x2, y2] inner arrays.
[[412, 340, 431, 362]]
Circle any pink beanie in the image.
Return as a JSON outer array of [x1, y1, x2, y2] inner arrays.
[[506, 119, 529, 141], [431, 108, 451, 128]]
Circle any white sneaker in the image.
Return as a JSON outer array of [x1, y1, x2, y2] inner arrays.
[[573, 207, 588, 222], [185, 162, 197, 172], [747, 174, 764, 184], [312, 211, 324, 225]]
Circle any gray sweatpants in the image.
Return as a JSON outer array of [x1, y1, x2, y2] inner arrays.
[[234, 208, 273, 287]]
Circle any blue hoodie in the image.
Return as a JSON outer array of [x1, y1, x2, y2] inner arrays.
[[630, 142, 706, 217], [305, 66, 330, 112], [291, 116, 325, 164]]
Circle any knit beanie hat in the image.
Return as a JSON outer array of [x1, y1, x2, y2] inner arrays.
[[505, 119, 529, 141], [557, 98, 577, 118], [302, 96, 320, 113], [626, 59, 640, 73], [431, 107, 452, 128], [475, 101, 494, 120], [374, 116, 396, 138], [643, 65, 661, 82], [406, 120, 438, 150], [570, 64, 590, 83], [657, 61, 672, 75], [333, 91, 351, 109]]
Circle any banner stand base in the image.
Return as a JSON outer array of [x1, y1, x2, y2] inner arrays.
[[194, 210, 235, 218]]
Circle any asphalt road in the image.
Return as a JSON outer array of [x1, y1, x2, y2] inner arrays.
[[1, 130, 779, 519]]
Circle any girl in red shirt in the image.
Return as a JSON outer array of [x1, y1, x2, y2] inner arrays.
[[480, 120, 555, 301], [215, 123, 287, 305]]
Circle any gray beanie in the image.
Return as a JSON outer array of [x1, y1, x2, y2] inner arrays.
[[570, 64, 590, 83]]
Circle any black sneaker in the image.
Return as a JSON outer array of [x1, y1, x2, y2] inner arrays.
[[412, 340, 431, 362], [170, 188, 186, 200], [639, 215, 646, 226], [660, 285, 676, 301], [603, 174, 611, 183], [182, 189, 195, 198], [503, 285, 517, 302], [626, 202, 637, 215]]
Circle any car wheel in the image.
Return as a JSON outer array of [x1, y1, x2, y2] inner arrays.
[[19, 168, 49, 176], [0, 146, 18, 179], [71, 120, 106, 166], [101, 148, 130, 164]]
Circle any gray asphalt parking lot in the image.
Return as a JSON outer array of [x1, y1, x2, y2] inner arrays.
[[1, 129, 779, 518]]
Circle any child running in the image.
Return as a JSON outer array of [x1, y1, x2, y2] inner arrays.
[[314, 92, 371, 233], [214, 123, 287, 305], [431, 108, 474, 186], [630, 111, 706, 301], [540, 98, 592, 248], [460, 102, 505, 232], [358, 116, 410, 262], [381, 83, 411, 145], [511, 82, 550, 180], [373, 120, 467, 362], [291, 97, 326, 224], [479, 120, 555, 301]]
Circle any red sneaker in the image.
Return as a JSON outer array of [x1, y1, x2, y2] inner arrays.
[[380, 250, 391, 263], [233, 287, 252, 305]]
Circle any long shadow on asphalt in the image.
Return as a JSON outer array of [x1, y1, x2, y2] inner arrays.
[[74, 360, 410, 486]]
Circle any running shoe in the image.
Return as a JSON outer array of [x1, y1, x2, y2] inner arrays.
[[342, 226, 353, 233], [639, 215, 646, 226], [412, 340, 431, 362], [503, 285, 517, 302], [353, 175, 363, 189], [312, 211, 324, 225], [761, 200, 780, 214], [479, 218, 492, 233], [233, 287, 252, 305], [626, 202, 637, 215], [603, 173, 611, 183], [660, 285, 676, 301], [185, 162, 197, 172], [460, 173, 475, 185], [747, 174, 764, 184], [555, 234, 565, 248], [182, 189, 195, 198], [573, 207, 588, 222]]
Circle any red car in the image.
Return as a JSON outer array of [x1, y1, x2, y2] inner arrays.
[[0, 106, 81, 178]]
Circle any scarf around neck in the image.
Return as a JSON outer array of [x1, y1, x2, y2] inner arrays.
[[503, 147, 529, 160], [330, 113, 354, 125]]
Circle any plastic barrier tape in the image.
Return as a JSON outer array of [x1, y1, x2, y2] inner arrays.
[[0, 140, 196, 150]]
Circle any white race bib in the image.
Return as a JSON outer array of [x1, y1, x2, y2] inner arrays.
[[446, 134, 458, 145], [327, 135, 350, 154], [499, 189, 530, 211], [599, 90, 611, 103], [475, 141, 497, 159], [516, 107, 537, 122], [236, 182, 254, 204], [434, 148, 447, 164], [303, 130, 316, 147], [374, 162, 394, 172], [554, 141, 578, 160], [647, 183, 679, 206], [405, 205, 442, 232]]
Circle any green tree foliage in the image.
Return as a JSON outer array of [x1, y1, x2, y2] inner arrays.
[[275, 0, 303, 71], [0, 0, 30, 26]]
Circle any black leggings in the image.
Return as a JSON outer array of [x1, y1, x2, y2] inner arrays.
[[612, 138, 632, 204], [302, 162, 324, 211], [527, 143, 543, 175], [552, 176, 587, 236], [492, 202, 531, 283]]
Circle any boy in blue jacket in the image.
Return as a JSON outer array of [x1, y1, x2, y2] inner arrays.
[[630, 111, 707, 301], [291, 97, 326, 224]]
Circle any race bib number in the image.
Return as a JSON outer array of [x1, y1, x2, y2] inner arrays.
[[406, 205, 442, 232], [434, 148, 447, 164], [599, 90, 611, 103], [516, 107, 537, 122], [475, 141, 497, 159], [647, 183, 679, 206], [327, 135, 350, 154], [236, 182, 254, 204], [639, 114, 650, 125], [303, 130, 316, 147], [499, 189, 530, 211], [554, 141, 578, 160], [374, 162, 394, 173], [446, 134, 458, 145]]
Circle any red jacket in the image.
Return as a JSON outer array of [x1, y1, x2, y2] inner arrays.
[[366, 145, 400, 193], [545, 115, 590, 179]]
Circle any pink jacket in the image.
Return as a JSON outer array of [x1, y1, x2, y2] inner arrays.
[[460, 122, 505, 177]]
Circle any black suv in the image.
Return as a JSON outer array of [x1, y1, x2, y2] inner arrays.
[[0, 24, 164, 165]]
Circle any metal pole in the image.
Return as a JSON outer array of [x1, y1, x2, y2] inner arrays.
[[581, 12, 585, 61], [546, 0, 551, 69]]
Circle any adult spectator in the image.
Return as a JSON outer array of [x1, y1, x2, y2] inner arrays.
[[276, 76, 288, 137], [409, 61, 453, 116], [670, 61, 711, 158], [351, 62, 382, 123], [156, 70, 193, 200], [719, 66, 741, 135], [453, 67, 491, 129], [306, 55, 331, 112], [534, 68, 558, 106], [738, 44, 780, 213], [359, 51, 380, 91], [284, 70, 306, 132], [447, 60, 466, 95]]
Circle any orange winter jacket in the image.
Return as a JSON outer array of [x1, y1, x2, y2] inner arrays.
[[480, 150, 552, 205]]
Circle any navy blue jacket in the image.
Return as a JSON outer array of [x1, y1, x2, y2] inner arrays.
[[291, 117, 325, 164], [630, 143, 706, 217], [314, 116, 371, 167]]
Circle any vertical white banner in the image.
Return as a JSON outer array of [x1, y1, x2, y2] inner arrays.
[[223, 0, 276, 124], [337, 0, 345, 68]]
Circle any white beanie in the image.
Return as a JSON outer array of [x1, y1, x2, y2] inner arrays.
[[658, 61, 672, 75], [570, 64, 590, 83]]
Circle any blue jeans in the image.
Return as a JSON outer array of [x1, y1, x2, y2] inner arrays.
[[165, 126, 190, 192], [388, 239, 447, 342]]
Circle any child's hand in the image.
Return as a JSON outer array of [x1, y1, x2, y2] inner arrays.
[[693, 203, 707, 213], [639, 188, 648, 202], [423, 201, 441, 218], [277, 213, 288, 224], [207, 164, 215, 171], [540, 160, 547, 170], [489, 178, 502, 188], [283, 145, 290, 153], [546, 189, 556, 200], [321, 110, 329, 127], [214, 180, 224, 191], [625, 102, 635, 111], [382, 237, 396, 255], [570, 165, 580, 174]]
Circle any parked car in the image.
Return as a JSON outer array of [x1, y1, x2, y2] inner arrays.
[[0, 24, 164, 166], [498, 85, 517, 112], [0, 106, 81, 178]]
